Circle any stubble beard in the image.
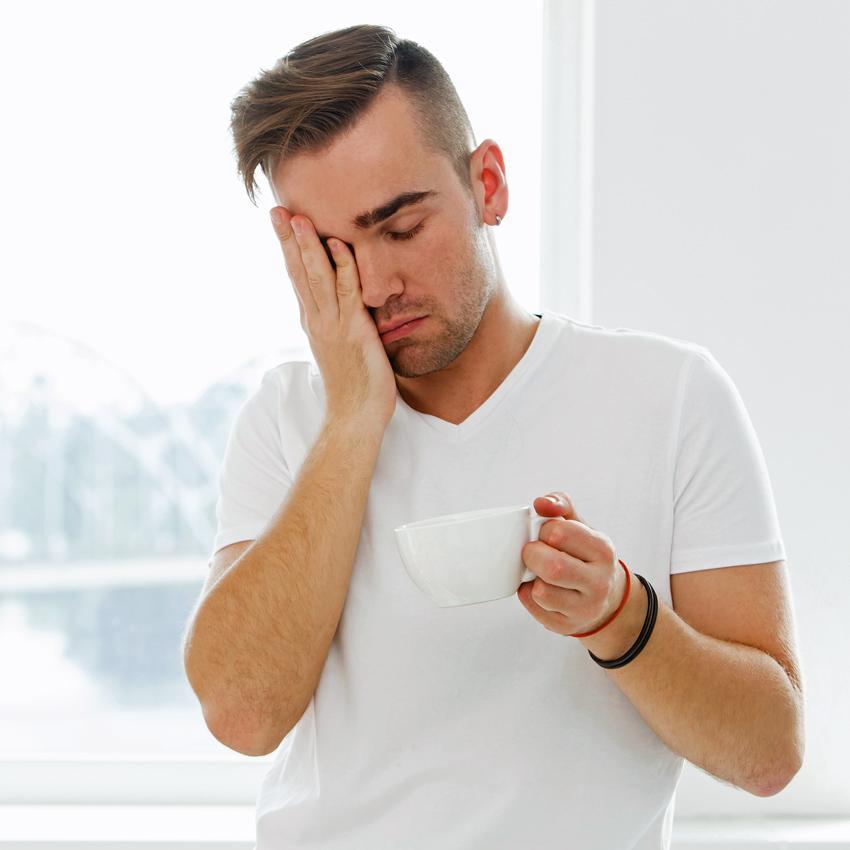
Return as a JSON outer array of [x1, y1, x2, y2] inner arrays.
[[387, 224, 496, 379]]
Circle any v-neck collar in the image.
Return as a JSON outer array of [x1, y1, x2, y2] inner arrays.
[[396, 310, 559, 440]]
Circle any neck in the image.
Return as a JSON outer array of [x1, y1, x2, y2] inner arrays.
[[396, 292, 541, 425]]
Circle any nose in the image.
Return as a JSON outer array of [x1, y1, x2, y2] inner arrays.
[[352, 245, 405, 309]]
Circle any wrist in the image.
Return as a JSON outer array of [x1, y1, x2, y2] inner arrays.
[[578, 571, 649, 661], [323, 415, 387, 445]]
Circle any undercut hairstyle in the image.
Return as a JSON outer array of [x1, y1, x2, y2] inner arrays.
[[229, 24, 478, 206]]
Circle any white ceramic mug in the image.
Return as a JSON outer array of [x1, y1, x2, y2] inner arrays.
[[393, 504, 550, 607]]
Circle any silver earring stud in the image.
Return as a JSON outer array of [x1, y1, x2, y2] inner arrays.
[[495, 214, 502, 226]]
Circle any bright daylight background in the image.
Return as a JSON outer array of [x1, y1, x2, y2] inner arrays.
[[2, 0, 850, 847], [0, 3, 542, 753]]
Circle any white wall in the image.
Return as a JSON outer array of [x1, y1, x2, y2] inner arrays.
[[568, 0, 850, 815]]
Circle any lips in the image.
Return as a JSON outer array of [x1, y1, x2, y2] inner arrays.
[[379, 316, 424, 335], [379, 316, 426, 343]]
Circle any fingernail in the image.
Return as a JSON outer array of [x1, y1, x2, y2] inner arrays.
[[270, 209, 281, 226], [543, 495, 559, 504], [291, 218, 303, 235]]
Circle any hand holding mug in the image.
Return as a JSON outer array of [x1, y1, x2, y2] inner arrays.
[[395, 491, 627, 638], [518, 492, 627, 636]]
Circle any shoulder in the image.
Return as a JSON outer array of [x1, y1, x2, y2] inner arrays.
[[554, 311, 705, 358], [228, 359, 315, 435], [259, 358, 317, 405], [548, 311, 710, 390]]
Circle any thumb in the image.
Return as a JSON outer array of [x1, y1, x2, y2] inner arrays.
[[533, 492, 584, 524]]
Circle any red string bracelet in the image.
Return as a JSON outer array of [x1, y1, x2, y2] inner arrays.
[[568, 559, 632, 638]]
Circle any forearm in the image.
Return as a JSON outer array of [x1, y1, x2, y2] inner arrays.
[[579, 579, 805, 796], [186, 417, 385, 754]]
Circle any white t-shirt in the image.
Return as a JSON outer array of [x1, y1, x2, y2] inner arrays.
[[212, 309, 786, 850]]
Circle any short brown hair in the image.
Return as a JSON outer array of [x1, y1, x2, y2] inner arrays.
[[229, 24, 478, 206]]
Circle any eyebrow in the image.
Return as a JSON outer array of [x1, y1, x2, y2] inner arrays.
[[316, 190, 439, 242]]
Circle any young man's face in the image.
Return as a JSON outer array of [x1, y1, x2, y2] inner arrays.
[[269, 85, 500, 379]]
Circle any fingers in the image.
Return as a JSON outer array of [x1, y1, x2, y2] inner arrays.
[[533, 492, 587, 526], [290, 215, 341, 320], [325, 237, 360, 310], [526, 545, 588, 593], [269, 206, 315, 317], [270, 206, 338, 318], [269, 206, 365, 329], [524, 521, 613, 585]]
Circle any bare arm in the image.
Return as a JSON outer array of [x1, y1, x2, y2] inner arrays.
[[184, 416, 385, 756], [186, 199, 396, 756], [579, 579, 803, 796]]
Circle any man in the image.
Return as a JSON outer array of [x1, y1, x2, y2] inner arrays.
[[183, 24, 804, 850]]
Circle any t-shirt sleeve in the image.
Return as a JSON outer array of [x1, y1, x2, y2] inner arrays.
[[210, 369, 294, 562], [669, 347, 786, 574]]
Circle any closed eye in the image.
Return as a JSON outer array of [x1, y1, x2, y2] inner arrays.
[[320, 222, 425, 262], [388, 222, 425, 241]]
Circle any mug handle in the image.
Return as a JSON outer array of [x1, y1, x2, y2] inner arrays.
[[522, 511, 551, 583]]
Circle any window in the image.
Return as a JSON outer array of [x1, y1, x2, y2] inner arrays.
[[0, 0, 543, 805]]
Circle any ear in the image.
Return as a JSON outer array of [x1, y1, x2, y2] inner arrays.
[[468, 138, 508, 226]]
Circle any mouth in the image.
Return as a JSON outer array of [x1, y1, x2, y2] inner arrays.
[[379, 316, 427, 343]]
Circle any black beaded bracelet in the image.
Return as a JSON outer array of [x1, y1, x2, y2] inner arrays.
[[588, 573, 658, 669]]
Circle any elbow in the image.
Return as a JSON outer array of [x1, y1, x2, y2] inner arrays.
[[750, 771, 794, 798], [210, 725, 270, 758], [752, 693, 806, 797], [203, 702, 292, 757], [750, 752, 804, 798]]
